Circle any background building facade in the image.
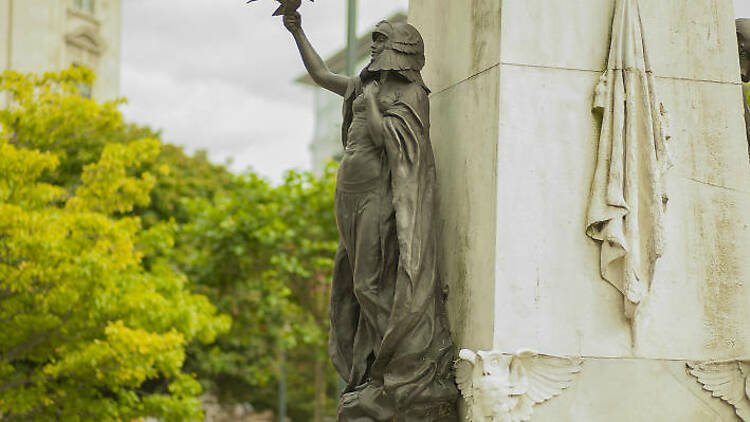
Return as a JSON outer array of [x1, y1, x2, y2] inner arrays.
[[0, 0, 122, 102]]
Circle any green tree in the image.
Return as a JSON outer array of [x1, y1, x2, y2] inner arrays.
[[271, 167, 339, 422], [180, 165, 340, 422], [138, 144, 234, 228], [0, 68, 230, 421]]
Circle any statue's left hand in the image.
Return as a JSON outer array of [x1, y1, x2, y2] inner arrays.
[[364, 82, 381, 101]]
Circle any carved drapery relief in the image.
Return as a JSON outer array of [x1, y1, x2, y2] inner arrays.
[[455, 349, 583, 422], [586, 0, 673, 323], [687, 361, 750, 421]]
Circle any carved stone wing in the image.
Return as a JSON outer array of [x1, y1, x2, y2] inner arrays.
[[455, 349, 477, 401], [514, 350, 584, 405], [687, 361, 750, 421], [505, 351, 584, 422]]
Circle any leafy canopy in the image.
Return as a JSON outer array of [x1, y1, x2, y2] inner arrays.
[[0, 68, 230, 421], [179, 165, 340, 421]]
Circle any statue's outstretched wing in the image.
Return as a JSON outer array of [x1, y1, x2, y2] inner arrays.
[[455, 349, 477, 401], [688, 361, 750, 421], [514, 351, 583, 404]]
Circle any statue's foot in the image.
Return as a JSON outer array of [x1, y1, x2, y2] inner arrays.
[[337, 382, 457, 422]]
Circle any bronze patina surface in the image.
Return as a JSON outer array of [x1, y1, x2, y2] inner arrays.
[[282, 12, 459, 422]]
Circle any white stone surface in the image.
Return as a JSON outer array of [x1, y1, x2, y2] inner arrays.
[[492, 64, 632, 358], [491, 0, 750, 360], [410, 0, 500, 94], [637, 173, 750, 361], [429, 65, 500, 351], [490, 67, 750, 361], [639, 0, 741, 83], [659, 78, 750, 192], [533, 358, 741, 421], [499, 0, 614, 72], [499, 0, 741, 83], [411, 0, 750, 418]]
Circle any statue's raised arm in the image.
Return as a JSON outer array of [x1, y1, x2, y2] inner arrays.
[[283, 12, 349, 96]]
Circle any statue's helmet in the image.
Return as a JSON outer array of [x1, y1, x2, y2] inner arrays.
[[368, 21, 425, 72]]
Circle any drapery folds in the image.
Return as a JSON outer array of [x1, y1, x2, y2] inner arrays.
[[586, 0, 672, 321], [329, 76, 457, 422]]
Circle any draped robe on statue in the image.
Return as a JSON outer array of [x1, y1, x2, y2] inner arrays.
[[328, 73, 458, 422]]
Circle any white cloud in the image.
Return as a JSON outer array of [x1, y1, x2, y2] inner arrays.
[[120, 62, 313, 178]]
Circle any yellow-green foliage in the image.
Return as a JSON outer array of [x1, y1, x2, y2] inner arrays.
[[0, 68, 230, 421]]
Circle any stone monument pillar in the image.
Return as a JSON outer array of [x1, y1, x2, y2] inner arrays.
[[410, 0, 750, 420]]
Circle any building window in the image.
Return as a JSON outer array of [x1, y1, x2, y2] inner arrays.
[[78, 82, 93, 99], [72, 63, 93, 98], [72, 0, 95, 14]]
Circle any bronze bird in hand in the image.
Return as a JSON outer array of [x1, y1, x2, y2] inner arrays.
[[246, 0, 312, 17]]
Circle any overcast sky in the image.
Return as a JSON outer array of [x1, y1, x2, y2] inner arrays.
[[739, 0, 750, 18], [120, 0, 407, 182], [121, 0, 750, 183]]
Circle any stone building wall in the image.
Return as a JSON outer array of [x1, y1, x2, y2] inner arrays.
[[0, 0, 121, 102], [410, 0, 750, 420]]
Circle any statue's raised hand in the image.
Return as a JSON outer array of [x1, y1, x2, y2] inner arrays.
[[283, 12, 302, 34]]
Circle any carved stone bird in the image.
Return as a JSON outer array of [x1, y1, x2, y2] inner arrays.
[[246, 0, 312, 16], [455, 349, 583, 422]]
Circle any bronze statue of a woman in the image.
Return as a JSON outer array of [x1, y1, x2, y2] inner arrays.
[[283, 12, 458, 422]]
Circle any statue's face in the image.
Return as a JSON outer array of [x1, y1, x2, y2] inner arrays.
[[371, 33, 388, 61]]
